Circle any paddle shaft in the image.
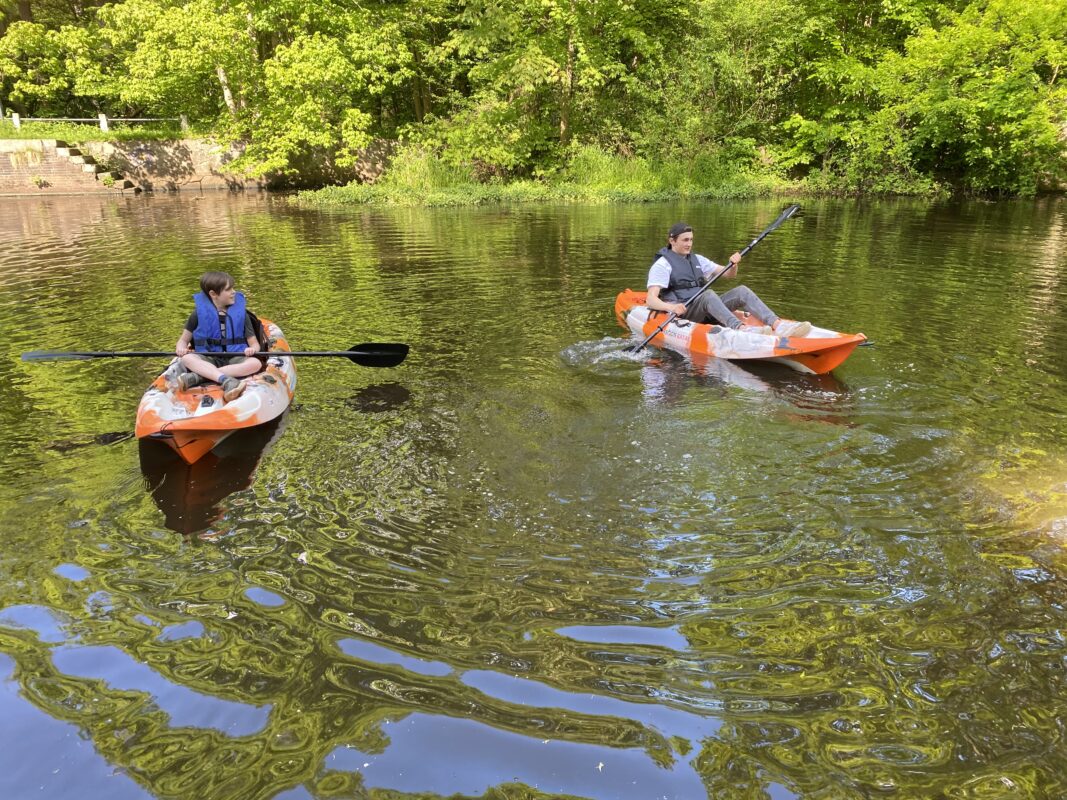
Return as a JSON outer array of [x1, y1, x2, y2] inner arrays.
[[26, 350, 382, 358], [627, 204, 802, 353], [21, 342, 409, 367]]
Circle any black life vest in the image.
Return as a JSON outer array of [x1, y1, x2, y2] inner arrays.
[[653, 246, 708, 304]]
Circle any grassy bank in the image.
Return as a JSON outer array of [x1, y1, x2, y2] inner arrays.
[[0, 120, 206, 142], [295, 146, 812, 208]]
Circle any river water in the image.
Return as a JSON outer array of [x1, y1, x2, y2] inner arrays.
[[1, 193, 1066, 799]]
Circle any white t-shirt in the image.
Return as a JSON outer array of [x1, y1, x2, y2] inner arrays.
[[647, 253, 724, 289]]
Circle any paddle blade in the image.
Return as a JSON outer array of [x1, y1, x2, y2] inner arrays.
[[768, 203, 802, 232], [21, 350, 94, 361], [345, 343, 409, 367]]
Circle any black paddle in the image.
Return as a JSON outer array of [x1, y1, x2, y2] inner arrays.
[[626, 204, 802, 354], [21, 342, 409, 368]]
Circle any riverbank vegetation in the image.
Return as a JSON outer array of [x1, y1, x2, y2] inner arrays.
[[2, 0, 1064, 201], [297, 144, 787, 207], [0, 117, 193, 141]]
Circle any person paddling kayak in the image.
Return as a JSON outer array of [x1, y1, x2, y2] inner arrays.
[[174, 271, 262, 401], [646, 222, 812, 338]]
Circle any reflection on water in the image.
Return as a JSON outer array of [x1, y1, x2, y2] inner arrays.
[[343, 382, 412, 413], [637, 348, 854, 419], [139, 417, 286, 535], [1, 194, 1067, 799], [49, 431, 136, 452], [53, 643, 273, 735]]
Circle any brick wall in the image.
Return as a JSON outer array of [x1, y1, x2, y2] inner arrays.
[[0, 140, 121, 194], [0, 138, 264, 194], [1, 137, 394, 193]]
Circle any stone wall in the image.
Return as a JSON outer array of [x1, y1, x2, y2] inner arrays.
[[80, 139, 261, 192], [84, 138, 396, 190], [279, 139, 397, 188]]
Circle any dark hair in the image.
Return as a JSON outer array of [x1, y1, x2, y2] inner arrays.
[[200, 271, 235, 296], [668, 222, 693, 242]]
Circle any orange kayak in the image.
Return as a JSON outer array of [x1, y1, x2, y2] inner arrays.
[[135, 318, 297, 464], [615, 289, 866, 375]]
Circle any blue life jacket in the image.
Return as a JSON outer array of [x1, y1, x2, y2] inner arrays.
[[192, 291, 248, 353], [653, 246, 708, 304]]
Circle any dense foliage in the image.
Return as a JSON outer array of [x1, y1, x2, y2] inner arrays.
[[1, 0, 1064, 195]]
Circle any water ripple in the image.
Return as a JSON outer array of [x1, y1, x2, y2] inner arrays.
[[2, 196, 1067, 799]]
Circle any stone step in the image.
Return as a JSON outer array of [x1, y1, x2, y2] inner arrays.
[[82, 163, 107, 174], [56, 147, 82, 158], [97, 172, 135, 189]]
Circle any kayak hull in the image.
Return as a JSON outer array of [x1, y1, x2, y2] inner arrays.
[[615, 289, 865, 375], [134, 319, 296, 464]]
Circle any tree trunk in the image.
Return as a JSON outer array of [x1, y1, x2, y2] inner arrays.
[[560, 31, 575, 144], [411, 49, 431, 123], [559, 0, 576, 145], [17, 0, 33, 21], [412, 77, 425, 123], [216, 65, 238, 116]]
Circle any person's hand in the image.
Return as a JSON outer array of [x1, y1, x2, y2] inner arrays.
[[176, 342, 189, 357], [671, 303, 687, 315], [729, 251, 742, 265], [244, 345, 257, 357]]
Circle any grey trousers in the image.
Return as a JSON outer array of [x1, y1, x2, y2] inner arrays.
[[682, 285, 779, 329]]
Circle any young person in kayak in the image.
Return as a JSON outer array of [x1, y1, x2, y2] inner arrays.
[[173, 271, 261, 401], [647, 222, 812, 337]]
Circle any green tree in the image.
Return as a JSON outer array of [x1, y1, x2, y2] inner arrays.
[[434, 0, 692, 173], [875, 0, 1066, 193], [98, 0, 261, 119], [768, 0, 962, 179], [637, 0, 809, 160], [0, 21, 70, 113], [1, 0, 1062, 194], [234, 11, 421, 178]]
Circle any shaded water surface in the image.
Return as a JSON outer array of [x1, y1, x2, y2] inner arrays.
[[1, 194, 1067, 799]]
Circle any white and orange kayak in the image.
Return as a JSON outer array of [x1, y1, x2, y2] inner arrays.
[[616, 289, 866, 375], [135, 319, 297, 464]]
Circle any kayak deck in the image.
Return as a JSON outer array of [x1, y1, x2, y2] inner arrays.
[[615, 289, 866, 375], [134, 319, 297, 464]]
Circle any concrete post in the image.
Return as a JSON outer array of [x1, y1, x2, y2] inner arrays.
[[98, 113, 109, 132], [11, 113, 20, 130], [180, 114, 190, 133]]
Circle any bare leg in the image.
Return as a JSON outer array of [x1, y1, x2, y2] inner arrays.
[[218, 357, 261, 378], [180, 354, 260, 383], [181, 353, 227, 383]]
